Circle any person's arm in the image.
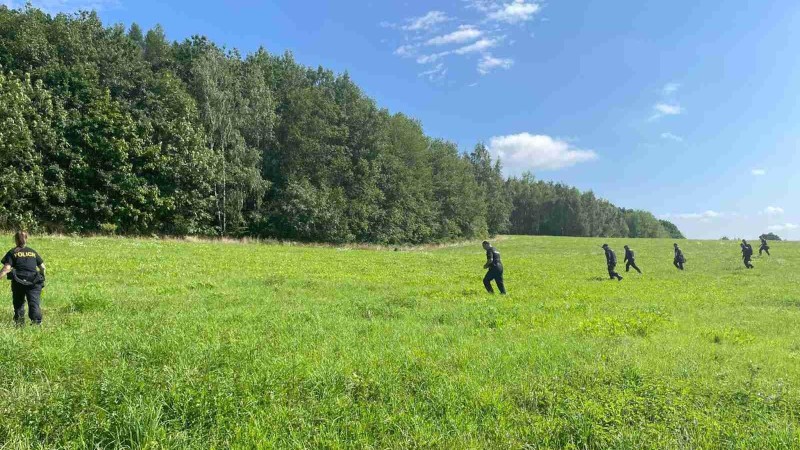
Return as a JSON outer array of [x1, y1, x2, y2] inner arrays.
[[484, 251, 492, 269], [38, 263, 46, 277], [0, 264, 11, 280]]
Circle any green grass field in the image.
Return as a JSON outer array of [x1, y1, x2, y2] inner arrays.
[[1, 235, 799, 449]]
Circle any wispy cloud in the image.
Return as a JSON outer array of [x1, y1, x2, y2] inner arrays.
[[649, 103, 684, 121], [419, 63, 447, 81], [751, 169, 766, 176], [426, 25, 482, 45], [478, 54, 513, 74], [660, 132, 683, 142], [768, 223, 798, 232], [455, 37, 501, 54], [763, 206, 784, 215], [402, 11, 450, 31], [488, 133, 598, 171], [385, 2, 541, 80], [662, 82, 680, 95], [487, 0, 541, 23]]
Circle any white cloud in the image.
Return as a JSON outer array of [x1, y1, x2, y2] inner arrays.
[[649, 103, 684, 121], [487, 0, 541, 23], [654, 103, 683, 115], [764, 206, 784, 215], [660, 132, 683, 142], [488, 133, 598, 171], [426, 25, 482, 46], [768, 223, 798, 232], [416, 52, 450, 64], [455, 37, 501, 54], [662, 83, 680, 95], [419, 63, 447, 81], [478, 54, 513, 74], [394, 45, 417, 58], [751, 169, 766, 176], [402, 11, 449, 31]]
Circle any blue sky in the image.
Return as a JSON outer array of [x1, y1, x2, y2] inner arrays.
[[6, 0, 800, 240]]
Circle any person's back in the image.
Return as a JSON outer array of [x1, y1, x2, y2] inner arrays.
[[0, 232, 46, 325]]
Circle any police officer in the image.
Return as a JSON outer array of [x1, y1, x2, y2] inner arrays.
[[741, 239, 754, 269], [482, 241, 506, 294], [602, 244, 623, 281], [673, 243, 685, 270], [0, 231, 46, 325], [759, 236, 771, 256], [623, 245, 642, 274]]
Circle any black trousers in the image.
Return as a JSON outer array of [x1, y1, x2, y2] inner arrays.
[[12, 282, 42, 324], [760, 247, 770, 256], [674, 259, 684, 270], [607, 264, 622, 280], [484, 266, 506, 294], [743, 256, 754, 269], [625, 260, 642, 273]]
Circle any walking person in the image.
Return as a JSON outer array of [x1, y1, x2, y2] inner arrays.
[[741, 239, 754, 269], [673, 243, 686, 271], [623, 245, 642, 274], [602, 244, 623, 281], [0, 231, 46, 325], [482, 241, 506, 295], [759, 236, 771, 256]]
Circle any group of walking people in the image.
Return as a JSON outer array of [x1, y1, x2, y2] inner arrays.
[[481, 237, 775, 294], [601, 242, 686, 281], [0, 233, 780, 323]]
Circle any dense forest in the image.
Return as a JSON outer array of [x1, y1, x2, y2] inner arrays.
[[0, 6, 684, 243]]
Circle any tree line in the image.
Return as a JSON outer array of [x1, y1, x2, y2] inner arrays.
[[0, 7, 684, 243]]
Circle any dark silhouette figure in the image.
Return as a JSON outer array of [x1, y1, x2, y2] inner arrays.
[[673, 243, 685, 270], [741, 240, 754, 269], [482, 241, 506, 294], [0, 231, 46, 325], [759, 237, 771, 256], [623, 245, 642, 274], [602, 244, 623, 281]]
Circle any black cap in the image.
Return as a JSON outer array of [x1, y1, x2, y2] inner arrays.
[[601, 243, 608, 248]]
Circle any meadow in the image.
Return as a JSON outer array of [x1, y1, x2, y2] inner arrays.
[[0, 235, 798, 449]]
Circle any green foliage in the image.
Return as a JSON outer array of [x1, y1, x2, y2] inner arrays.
[[0, 235, 797, 447], [761, 232, 781, 241], [0, 6, 682, 243]]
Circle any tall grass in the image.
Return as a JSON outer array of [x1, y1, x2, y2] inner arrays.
[[0, 236, 798, 448]]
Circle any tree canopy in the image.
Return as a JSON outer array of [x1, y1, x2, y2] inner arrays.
[[0, 6, 683, 243]]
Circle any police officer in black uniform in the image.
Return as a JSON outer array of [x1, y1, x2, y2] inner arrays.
[[623, 245, 642, 274], [602, 244, 623, 281], [482, 241, 506, 294], [759, 236, 771, 256], [0, 231, 46, 325], [741, 239, 754, 269], [673, 243, 685, 270]]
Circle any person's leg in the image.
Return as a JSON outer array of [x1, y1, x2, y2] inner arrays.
[[495, 270, 506, 295], [766, 248, 770, 256], [674, 260, 679, 270], [26, 285, 42, 324], [483, 271, 495, 294], [632, 262, 642, 274], [608, 265, 615, 280], [11, 283, 26, 326], [625, 262, 631, 272], [759, 248, 763, 256]]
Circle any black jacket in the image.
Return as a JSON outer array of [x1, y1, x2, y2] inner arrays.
[[605, 248, 617, 266], [624, 248, 634, 262]]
